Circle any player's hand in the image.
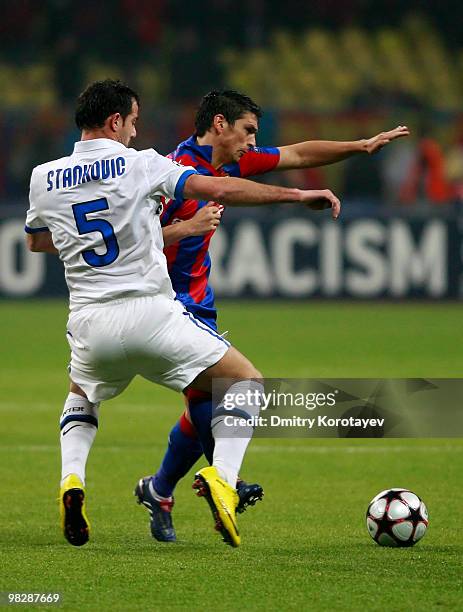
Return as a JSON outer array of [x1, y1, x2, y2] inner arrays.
[[364, 125, 410, 154], [300, 189, 341, 220], [186, 202, 222, 236]]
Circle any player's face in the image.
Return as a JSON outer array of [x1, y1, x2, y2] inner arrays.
[[118, 99, 139, 147], [221, 112, 258, 163]]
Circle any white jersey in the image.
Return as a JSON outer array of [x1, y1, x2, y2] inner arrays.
[[26, 139, 196, 310]]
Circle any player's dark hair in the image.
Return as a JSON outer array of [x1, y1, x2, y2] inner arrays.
[[194, 90, 262, 136], [75, 79, 140, 130]]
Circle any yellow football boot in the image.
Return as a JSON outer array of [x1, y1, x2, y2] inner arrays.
[[59, 474, 90, 546], [193, 466, 240, 547]]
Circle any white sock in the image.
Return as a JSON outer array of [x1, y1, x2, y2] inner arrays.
[[60, 392, 99, 485], [212, 380, 263, 487]]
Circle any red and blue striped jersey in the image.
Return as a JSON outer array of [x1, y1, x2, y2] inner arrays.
[[161, 135, 280, 328]]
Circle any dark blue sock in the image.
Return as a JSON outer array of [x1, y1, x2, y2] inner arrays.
[[152, 414, 203, 498], [187, 391, 214, 464]]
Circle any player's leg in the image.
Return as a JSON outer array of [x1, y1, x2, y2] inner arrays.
[[59, 381, 99, 547], [146, 385, 262, 542], [181, 309, 218, 464], [152, 405, 203, 498], [186, 392, 264, 513], [137, 402, 203, 542], [190, 346, 263, 486], [188, 346, 264, 547], [61, 304, 134, 546], [60, 381, 99, 487]]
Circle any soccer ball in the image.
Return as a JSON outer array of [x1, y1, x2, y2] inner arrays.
[[366, 488, 428, 547]]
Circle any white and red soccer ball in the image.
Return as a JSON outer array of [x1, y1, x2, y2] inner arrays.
[[366, 488, 428, 547]]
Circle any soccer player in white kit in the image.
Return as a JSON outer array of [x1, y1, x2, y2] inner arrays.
[[25, 80, 341, 547]]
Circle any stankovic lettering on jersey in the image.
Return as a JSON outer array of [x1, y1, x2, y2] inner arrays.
[[160, 135, 280, 328], [26, 138, 196, 310], [47, 157, 126, 190]]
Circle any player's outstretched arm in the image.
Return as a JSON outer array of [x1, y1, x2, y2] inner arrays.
[[183, 174, 341, 219], [277, 125, 410, 170], [162, 203, 222, 247], [26, 231, 58, 254]]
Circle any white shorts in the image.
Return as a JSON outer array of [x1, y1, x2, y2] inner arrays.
[[66, 294, 230, 403]]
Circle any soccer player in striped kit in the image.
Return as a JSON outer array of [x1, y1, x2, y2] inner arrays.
[[142, 90, 409, 542]]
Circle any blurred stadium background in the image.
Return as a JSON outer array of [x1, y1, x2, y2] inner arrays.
[[1, 0, 463, 300]]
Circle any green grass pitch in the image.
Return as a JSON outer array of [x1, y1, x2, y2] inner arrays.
[[0, 300, 462, 611]]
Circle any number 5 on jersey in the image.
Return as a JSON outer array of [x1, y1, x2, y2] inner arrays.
[[72, 198, 120, 267]]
